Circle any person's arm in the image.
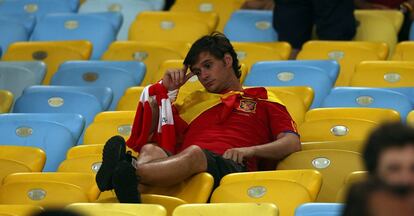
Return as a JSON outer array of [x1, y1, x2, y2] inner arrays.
[[222, 132, 300, 163]]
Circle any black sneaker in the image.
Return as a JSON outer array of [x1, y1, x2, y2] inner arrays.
[[95, 135, 126, 191], [113, 160, 141, 203]]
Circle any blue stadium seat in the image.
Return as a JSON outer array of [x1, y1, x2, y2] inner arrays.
[[51, 61, 145, 110], [295, 203, 344, 216], [0, 14, 35, 55], [224, 9, 277, 42], [322, 87, 413, 122], [379, 87, 414, 107], [244, 60, 339, 108], [0, 113, 84, 171], [0, 61, 46, 101], [79, 0, 154, 40], [13, 86, 113, 143], [0, 0, 79, 21], [30, 12, 122, 59]]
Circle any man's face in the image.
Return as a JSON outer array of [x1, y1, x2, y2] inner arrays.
[[189, 51, 236, 93], [377, 145, 414, 187]]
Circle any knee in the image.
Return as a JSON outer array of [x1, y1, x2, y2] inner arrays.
[[140, 143, 159, 153], [182, 145, 205, 160]]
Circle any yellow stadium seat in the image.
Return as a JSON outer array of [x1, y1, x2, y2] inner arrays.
[[129, 12, 216, 44], [336, 171, 368, 202], [173, 203, 279, 216], [391, 41, 414, 60], [407, 110, 414, 126], [66, 203, 167, 216], [301, 140, 365, 153], [219, 170, 322, 201], [277, 149, 365, 202], [296, 41, 388, 86], [352, 61, 414, 87], [171, 0, 245, 31], [354, 10, 403, 56], [0, 172, 99, 207], [0, 146, 46, 183], [299, 108, 400, 142], [102, 41, 190, 86], [267, 86, 314, 111], [98, 172, 214, 216], [2, 41, 92, 85], [232, 42, 291, 70], [210, 179, 312, 216], [0, 90, 13, 113], [116, 87, 145, 111], [83, 111, 135, 145], [265, 87, 308, 125], [0, 204, 43, 216]]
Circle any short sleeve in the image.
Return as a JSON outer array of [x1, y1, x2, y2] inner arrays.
[[265, 102, 299, 139]]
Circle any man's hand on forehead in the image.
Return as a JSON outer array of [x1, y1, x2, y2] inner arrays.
[[162, 65, 195, 91]]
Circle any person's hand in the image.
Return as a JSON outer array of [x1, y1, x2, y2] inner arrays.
[[222, 147, 256, 164], [162, 65, 194, 91]]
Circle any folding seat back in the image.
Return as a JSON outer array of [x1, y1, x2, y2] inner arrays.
[[51, 61, 145, 110], [224, 10, 277, 42], [0, 61, 46, 100], [294, 203, 344, 216], [321, 87, 412, 122], [129, 11, 214, 44], [79, 0, 155, 40], [97, 172, 214, 215], [0, 173, 98, 207], [0, 146, 46, 183], [83, 111, 135, 144], [2, 41, 92, 85], [277, 149, 365, 202], [0, 90, 13, 113], [265, 87, 307, 125], [297, 41, 388, 86], [219, 170, 322, 201], [171, 0, 245, 31], [392, 42, 414, 60], [0, 113, 84, 171], [102, 41, 190, 86], [14, 86, 112, 126], [299, 107, 400, 142], [408, 110, 414, 126], [211, 179, 312, 216], [266, 86, 314, 110], [173, 203, 278, 216], [0, 204, 43, 216], [244, 60, 339, 108], [66, 203, 167, 216], [116, 87, 145, 111], [30, 12, 121, 59], [354, 10, 403, 55], [352, 61, 414, 87], [232, 42, 291, 70], [0, 0, 79, 20], [336, 171, 368, 202], [0, 18, 31, 54]]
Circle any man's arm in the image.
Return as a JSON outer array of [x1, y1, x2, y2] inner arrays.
[[222, 132, 301, 164]]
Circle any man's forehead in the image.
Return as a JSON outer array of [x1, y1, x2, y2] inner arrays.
[[189, 52, 214, 69]]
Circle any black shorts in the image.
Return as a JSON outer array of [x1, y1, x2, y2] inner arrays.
[[273, 0, 356, 49], [203, 149, 248, 188]]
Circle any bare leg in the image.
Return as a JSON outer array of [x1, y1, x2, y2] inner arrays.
[[136, 143, 169, 166], [136, 145, 208, 187]]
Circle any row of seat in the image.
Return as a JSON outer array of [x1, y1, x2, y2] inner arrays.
[[0, 8, 410, 61], [0, 202, 346, 216], [0, 162, 359, 216], [2, 39, 414, 87]]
